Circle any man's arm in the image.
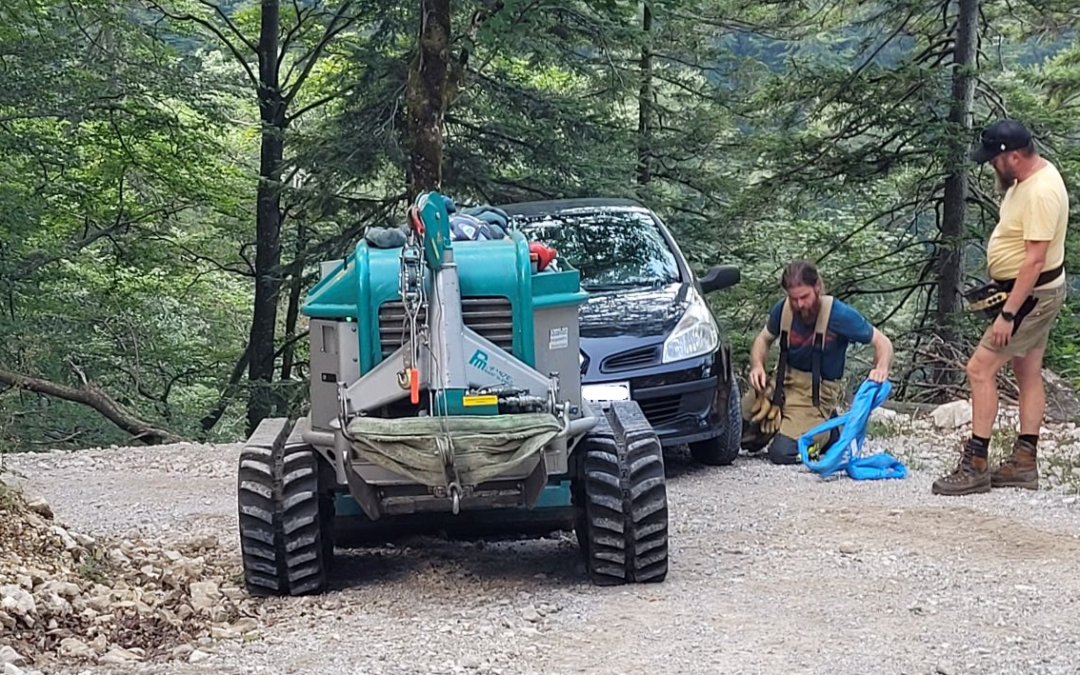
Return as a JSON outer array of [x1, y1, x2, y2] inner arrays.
[[868, 328, 893, 383], [991, 239, 1050, 347], [831, 301, 889, 382], [1004, 239, 1050, 314], [749, 327, 774, 392]]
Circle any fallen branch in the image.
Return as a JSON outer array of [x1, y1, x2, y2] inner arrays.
[[0, 360, 182, 445], [30, 429, 85, 445]]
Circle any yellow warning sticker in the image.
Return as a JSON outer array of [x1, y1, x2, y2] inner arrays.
[[463, 395, 498, 407]]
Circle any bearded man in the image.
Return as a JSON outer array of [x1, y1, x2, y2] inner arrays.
[[742, 260, 893, 465], [933, 119, 1069, 496]]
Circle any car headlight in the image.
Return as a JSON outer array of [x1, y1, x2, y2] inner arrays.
[[662, 292, 719, 364]]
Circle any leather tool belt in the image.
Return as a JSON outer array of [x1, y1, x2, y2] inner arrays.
[[963, 264, 1063, 324]]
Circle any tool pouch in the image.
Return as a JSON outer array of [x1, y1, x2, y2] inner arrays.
[[963, 281, 1038, 334], [963, 281, 1009, 320]]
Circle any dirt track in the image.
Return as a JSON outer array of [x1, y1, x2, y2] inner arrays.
[[5, 428, 1080, 675]]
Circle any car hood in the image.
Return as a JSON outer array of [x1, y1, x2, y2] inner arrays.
[[579, 282, 691, 339]]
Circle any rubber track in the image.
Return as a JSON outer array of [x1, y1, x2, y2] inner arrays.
[[581, 400, 669, 585], [238, 427, 328, 596]]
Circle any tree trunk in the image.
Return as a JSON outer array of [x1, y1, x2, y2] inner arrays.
[[636, 2, 653, 187], [200, 343, 251, 432], [406, 0, 451, 199], [280, 223, 308, 382], [247, 0, 285, 434], [934, 0, 978, 388]]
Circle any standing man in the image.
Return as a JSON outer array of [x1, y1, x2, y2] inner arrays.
[[933, 120, 1069, 496], [742, 260, 893, 465]]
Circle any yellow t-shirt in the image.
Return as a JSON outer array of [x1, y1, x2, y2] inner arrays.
[[987, 161, 1069, 288]]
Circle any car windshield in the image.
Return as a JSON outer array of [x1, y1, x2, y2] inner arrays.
[[515, 209, 681, 290]]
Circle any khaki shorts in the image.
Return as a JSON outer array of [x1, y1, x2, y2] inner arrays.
[[979, 283, 1066, 357]]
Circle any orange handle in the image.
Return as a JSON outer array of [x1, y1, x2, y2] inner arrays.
[[407, 206, 424, 236], [409, 367, 419, 404]]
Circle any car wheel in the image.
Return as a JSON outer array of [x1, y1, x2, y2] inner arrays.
[[689, 375, 742, 466]]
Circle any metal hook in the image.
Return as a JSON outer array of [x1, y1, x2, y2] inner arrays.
[[449, 482, 462, 515], [336, 381, 357, 441]]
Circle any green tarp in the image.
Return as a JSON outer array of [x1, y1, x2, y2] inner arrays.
[[345, 413, 563, 487]]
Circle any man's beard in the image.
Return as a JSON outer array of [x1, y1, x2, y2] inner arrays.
[[995, 165, 1016, 193], [798, 300, 820, 324]]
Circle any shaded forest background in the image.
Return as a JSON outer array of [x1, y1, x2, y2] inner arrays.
[[2, 0, 1079, 451]]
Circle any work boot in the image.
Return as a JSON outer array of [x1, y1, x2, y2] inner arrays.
[[991, 438, 1039, 490], [931, 440, 990, 496]]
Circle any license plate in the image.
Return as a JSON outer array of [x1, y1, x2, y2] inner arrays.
[[582, 382, 631, 404]]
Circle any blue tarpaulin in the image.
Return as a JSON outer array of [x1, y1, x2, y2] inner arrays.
[[797, 379, 908, 481]]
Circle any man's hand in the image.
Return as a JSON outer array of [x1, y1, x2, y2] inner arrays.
[[749, 364, 768, 392], [868, 328, 894, 385], [991, 314, 1013, 348]]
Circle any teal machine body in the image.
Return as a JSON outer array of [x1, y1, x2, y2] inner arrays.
[[300, 192, 591, 522]]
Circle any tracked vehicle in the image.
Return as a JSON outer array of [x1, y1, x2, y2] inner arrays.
[[237, 191, 670, 595]]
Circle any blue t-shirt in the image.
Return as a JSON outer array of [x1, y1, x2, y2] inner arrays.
[[766, 297, 874, 381]]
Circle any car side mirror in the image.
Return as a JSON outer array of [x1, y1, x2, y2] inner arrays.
[[700, 265, 740, 294]]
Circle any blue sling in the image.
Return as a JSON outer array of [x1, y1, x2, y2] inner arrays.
[[797, 379, 908, 480]]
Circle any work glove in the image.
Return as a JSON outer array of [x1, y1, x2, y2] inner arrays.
[[748, 386, 782, 436]]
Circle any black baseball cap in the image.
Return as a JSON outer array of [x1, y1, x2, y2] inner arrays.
[[969, 120, 1033, 163]]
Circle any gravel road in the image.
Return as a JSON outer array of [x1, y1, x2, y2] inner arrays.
[[5, 421, 1080, 675]]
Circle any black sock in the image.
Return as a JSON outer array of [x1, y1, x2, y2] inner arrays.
[[967, 435, 990, 458], [1019, 434, 1039, 450]]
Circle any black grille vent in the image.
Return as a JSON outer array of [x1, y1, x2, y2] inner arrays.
[[637, 395, 682, 426], [601, 345, 661, 373], [378, 296, 514, 358]]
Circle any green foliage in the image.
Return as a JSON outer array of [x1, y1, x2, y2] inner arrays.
[[0, 0, 254, 451], [75, 554, 110, 585], [2, 0, 1079, 450], [0, 479, 20, 510]]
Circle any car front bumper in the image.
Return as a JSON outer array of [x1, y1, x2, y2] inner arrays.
[[582, 344, 734, 448]]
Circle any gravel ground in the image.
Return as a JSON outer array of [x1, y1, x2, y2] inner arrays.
[[4, 411, 1080, 675]]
